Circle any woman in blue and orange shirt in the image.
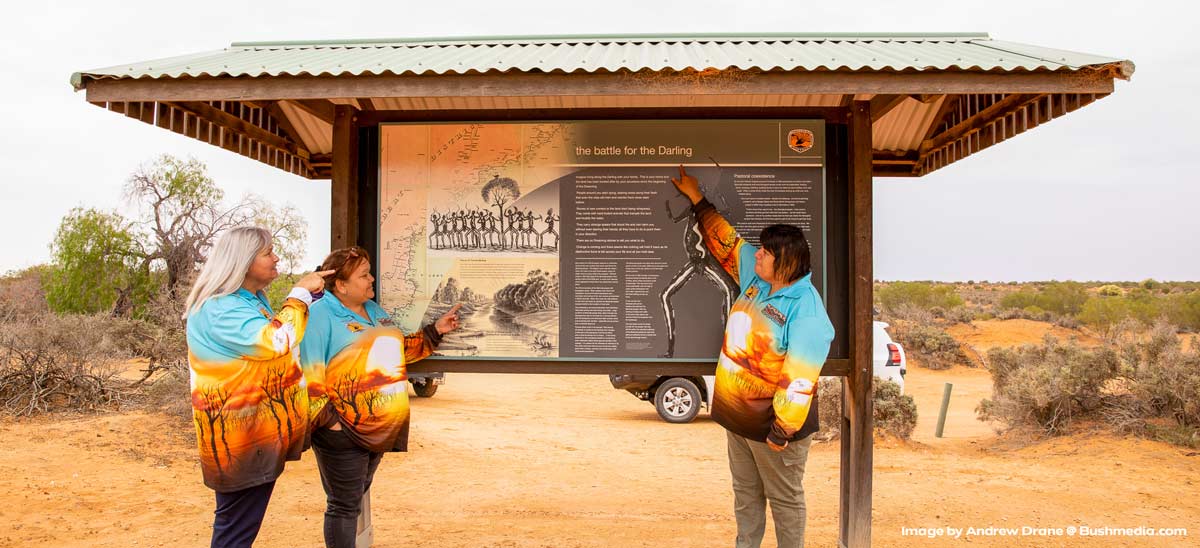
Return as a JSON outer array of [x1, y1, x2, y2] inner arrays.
[[183, 226, 332, 548], [671, 166, 835, 548], [299, 246, 461, 548]]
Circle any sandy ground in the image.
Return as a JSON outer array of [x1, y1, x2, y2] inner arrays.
[[2, 323, 1199, 547], [947, 319, 1105, 352]]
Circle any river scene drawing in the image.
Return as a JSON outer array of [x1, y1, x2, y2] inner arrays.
[[422, 268, 560, 358]]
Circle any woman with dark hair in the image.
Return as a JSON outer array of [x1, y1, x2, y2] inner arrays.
[[671, 166, 834, 548], [299, 246, 461, 548]]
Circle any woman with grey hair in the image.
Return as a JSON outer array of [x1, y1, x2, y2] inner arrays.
[[183, 226, 331, 548]]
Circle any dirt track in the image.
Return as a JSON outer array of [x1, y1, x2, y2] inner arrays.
[[2, 336, 1198, 547]]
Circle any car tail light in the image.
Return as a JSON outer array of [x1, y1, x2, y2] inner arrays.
[[887, 343, 902, 366]]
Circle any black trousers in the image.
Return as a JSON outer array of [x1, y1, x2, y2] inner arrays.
[[311, 427, 384, 548], [211, 480, 275, 548]]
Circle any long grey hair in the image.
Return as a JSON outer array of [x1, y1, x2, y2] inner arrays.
[[182, 227, 273, 319]]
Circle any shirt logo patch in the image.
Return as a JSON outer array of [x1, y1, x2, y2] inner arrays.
[[745, 286, 759, 299], [346, 322, 365, 333], [762, 304, 788, 327]]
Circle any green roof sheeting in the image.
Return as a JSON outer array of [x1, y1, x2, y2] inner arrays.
[[72, 33, 1132, 90]]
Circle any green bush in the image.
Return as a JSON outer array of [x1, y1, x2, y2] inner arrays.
[[1097, 284, 1124, 297], [878, 282, 963, 313], [1165, 291, 1200, 332], [1079, 297, 1132, 334], [999, 281, 1088, 316], [977, 336, 1122, 435]]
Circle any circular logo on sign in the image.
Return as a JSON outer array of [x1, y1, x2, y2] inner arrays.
[[787, 129, 815, 154]]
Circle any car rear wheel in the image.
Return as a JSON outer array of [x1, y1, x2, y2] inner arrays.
[[654, 378, 701, 423], [411, 378, 439, 398]]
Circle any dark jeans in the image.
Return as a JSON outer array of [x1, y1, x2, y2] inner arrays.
[[312, 427, 383, 548], [212, 480, 276, 548]]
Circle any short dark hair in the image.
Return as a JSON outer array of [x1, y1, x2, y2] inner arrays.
[[318, 246, 371, 292], [759, 224, 811, 283]]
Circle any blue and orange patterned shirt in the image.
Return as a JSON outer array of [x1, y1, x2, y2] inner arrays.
[[694, 199, 835, 444], [299, 294, 439, 453], [185, 287, 311, 492]]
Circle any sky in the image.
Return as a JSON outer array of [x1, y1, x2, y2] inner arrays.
[[1, 0, 1195, 282]]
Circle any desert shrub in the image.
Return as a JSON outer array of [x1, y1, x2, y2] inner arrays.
[[1101, 321, 1200, 448], [816, 377, 918, 440], [137, 362, 193, 421], [1097, 284, 1124, 297], [999, 291, 1038, 310], [1165, 291, 1200, 332], [1126, 322, 1200, 426], [0, 266, 51, 321], [1053, 314, 1081, 330], [893, 323, 966, 370], [872, 380, 918, 438], [944, 306, 977, 325], [995, 307, 1026, 321], [878, 282, 963, 313], [0, 314, 136, 416], [816, 378, 842, 441], [882, 303, 935, 324], [1023, 305, 1051, 321], [977, 335, 1122, 435], [1078, 297, 1133, 335], [999, 282, 1088, 316]]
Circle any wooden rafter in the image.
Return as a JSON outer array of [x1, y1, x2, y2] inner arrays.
[[288, 99, 336, 124], [868, 95, 906, 122], [169, 101, 308, 159], [919, 93, 1040, 154], [264, 101, 312, 157]]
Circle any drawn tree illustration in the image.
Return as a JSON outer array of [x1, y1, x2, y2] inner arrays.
[[494, 270, 559, 313], [481, 175, 521, 246], [260, 360, 297, 446], [284, 379, 304, 424], [362, 387, 383, 418], [198, 383, 231, 476], [332, 370, 363, 426]]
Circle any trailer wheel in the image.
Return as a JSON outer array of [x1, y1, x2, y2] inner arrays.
[[411, 378, 439, 398], [654, 377, 701, 423]]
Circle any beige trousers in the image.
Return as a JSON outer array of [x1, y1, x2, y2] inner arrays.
[[726, 429, 814, 548]]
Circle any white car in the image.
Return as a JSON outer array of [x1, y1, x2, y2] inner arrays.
[[873, 321, 907, 391], [610, 321, 907, 423]]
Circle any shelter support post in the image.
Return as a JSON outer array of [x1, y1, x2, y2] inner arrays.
[[332, 104, 360, 249], [840, 100, 874, 548]]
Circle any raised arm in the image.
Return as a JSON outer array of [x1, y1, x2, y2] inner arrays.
[[670, 165, 757, 287]]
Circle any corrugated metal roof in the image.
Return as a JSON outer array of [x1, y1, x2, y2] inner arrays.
[[72, 33, 1132, 89]]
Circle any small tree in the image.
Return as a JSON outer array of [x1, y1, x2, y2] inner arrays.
[[481, 175, 520, 238], [49, 154, 309, 319], [44, 207, 153, 316]]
